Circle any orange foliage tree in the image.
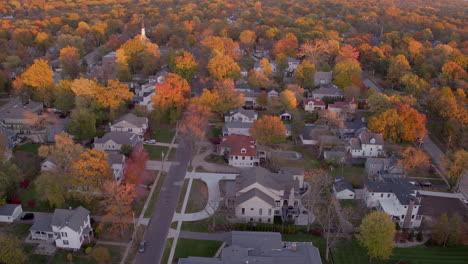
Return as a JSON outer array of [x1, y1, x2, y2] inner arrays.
[[401, 147, 430, 174], [124, 146, 149, 186], [169, 51, 198, 81], [14, 59, 54, 102], [152, 73, 190, 124], [100, 182, 136, 238], [208, 52, 241, 80], [200, 36, 241, 59], [249, 116, 287, 145], [59, 46, 80, 78], [280, 90, 297, 110], [193, 79, 243, 118]]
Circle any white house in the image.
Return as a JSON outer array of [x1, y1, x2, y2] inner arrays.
[[254, 59, 277, 74], [222, 122, 252, 137], [347, 128, 384, 158], [224, 108, 257, 123], [333, 178, 355, 200], [218, 135, 259, 167], [0, 204, 23, 223], [30, 206, 92, 250], [133, 81, 156, 110], [365, 157, 406, 179], [41, 158, 57, 172], [107, 153, 126, 181], [110, 113, 148, 136], [279, 110, 292, 121], [226, 167, 305, 224], [94, 131, 142, 152], [364, 178, 422, 228], [235, 85, 261, 108], [286, 57, 300, 73], [304, 98, 326, 112]]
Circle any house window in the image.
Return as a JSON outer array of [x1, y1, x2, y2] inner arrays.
[[61, 232, 67, 237], [267, 218, 271, 223], [372, 193, 374, 196], [259, 209, 263, 215], [241, 208, 245, 215], [404, 206, 407, 208], [268, 209, 272, 216], [401, 215, 405, 219], [381, 194, 383, 198], [242, 156, 245, 160], [251, 208, 254, 210], [387, 194, 390, 198], [241, 148, 246, 153], [275, 201, 280, 207], [235, 156, 238, 160], [250, 218, 253, 222], [250, 157, 253, 160], [412, 215, 415, 219], [259, 218, 262, 223], [63, 240, 69, 245]]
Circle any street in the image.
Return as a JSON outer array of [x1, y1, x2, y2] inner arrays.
[[134, 139, 191, 264]]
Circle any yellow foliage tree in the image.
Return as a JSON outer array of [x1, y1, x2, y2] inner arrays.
[[15, 59, 54, 102], [208, 53, 241, 80], [280, 90, 297, 110], [250, 116, 287, 145]]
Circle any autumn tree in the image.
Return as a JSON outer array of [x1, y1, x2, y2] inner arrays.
[[442, 150, 468, 188], [200, 36, 241, 59], [297, 39, 332, 66], [193, 79, 243, 118], [249, 116, 287, 145], [396, 104, 427, 142], [179, 103, 209, 165], [169, 51, 198, 81], [357, 211, 395, 260], [286, 84, 304, 103], [247, 70, 270, 88], [239, 30, 256, 52], [293, 60, 316, 89], [118, 36, 160, 74], [208, 52, 241, 80], [401, 73, 430, 99], [368, 109, 403, 142], [0, 232, 27, 264], [14, 59, 54, 102], [68, 108, 97, 141], [92, 246, 111, 264], [71, 149, 113, 203], [152, 73, 190, 124], [100, 182, 136, 238], [59, 46, 81, 78], [273, 33, 299, 57], [336, 44, 359, 62], [441, 61, 467, 86], [256, 91, 269, 107], [53, 80, 75, 113], [279, 90, 297, 110], [259, 58, 273, 77], [431, 213, 463, 246], [94, 80, 133, 112], [124, 146, 149, 185], [401, 147, 430, 174], [333, 58, 362, 89], [387, 55, 411, 83]]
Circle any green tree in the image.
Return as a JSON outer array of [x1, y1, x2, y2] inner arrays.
[[68, 108, 97, 141], [333, 58, 362, 88], [0, 232, 27, 264], [293, 60, 316, 89], [356, 211, 395, 260], [401, 73, 429, 99], [53, 80, 75, 113], [432, 213, 449, 246], [387, 55, 411, 83]]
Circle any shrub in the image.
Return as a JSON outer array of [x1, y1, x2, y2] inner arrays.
[[416, 230, 423, 242], [10, 198, 21, 204], [20, 181, 29, 189], [409, 230, 415, 241], [92, 247, 110, 263], [85, 246, 93, 254], [27, 200, 36, 208]]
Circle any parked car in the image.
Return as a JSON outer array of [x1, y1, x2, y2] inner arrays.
[[138, 241, 146, 253], [420, 181, 432, 187], [144, 139, 157, 144], [21, 213, 34, 220]]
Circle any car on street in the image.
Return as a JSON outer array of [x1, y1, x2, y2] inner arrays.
[[144, 139, 157, 144], [21, 213, 34, 220], [138, 241, 146, 253]]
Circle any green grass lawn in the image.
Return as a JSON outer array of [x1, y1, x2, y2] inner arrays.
[[282, 234, 330, 264], [185, 179, 208, 213], [161, 238, 173, 264], [329, 166, 366, 188], [17, 182, 54, 212], [144, 145, 169, 160], [339, 199, 360, 209], [151, 127, 175, 143], [14, 143, 41, 153], [50, 245, 123, 264], [204, 154, 228, 165], [144, 173, 166, 218], [0, 223, 32, 239], [174, 239, 222, 260]]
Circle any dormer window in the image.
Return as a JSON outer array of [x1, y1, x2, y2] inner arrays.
[[241, 148, 247, 154], [370, 138, 376, 144]]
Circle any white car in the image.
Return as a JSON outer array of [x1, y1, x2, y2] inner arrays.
[[144, 139, 157, 144]]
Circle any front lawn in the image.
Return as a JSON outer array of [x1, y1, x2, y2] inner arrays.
[[204, 154, 227, 165], [174, 239, 222, 260], [14, 143, 41, 153], [143, 145, 169, 160], [185, 179, 208, 213], [151, 127, 175, 143], [50, 245, 123, 264]]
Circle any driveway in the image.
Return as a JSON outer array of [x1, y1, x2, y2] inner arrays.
[[192, 145, 240, 173]]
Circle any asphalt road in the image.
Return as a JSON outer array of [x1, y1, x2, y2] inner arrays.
[[135, 139, 191, 264]]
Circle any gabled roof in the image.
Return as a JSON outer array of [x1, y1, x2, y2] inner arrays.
[[279, 109, 291, 116], [314, 71, 332, 81], [30, 215, 53, 232], [365, 178, 419, 205], [311, 85, 344, 97], [1, 107, 37, 120], [235, 188, 275, 207], [220, 135, 256, 156], [358, 129, 384, 145], [236, 167, 300, 192], [334, 178, 355, 193], [113, 113, 147, 128], [0, 204, 21, 216], [304, 98, 326, 106], [223, 122, 252, 130], [108, 153, 125, 165], [51, 206, 90, 232], [94, 131, 141, 146], [225, 108, 257, 119]]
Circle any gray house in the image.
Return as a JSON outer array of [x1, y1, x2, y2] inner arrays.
[[222, 122, 252, 137], [310, 84, 344, 100], [93, 131, 142, 152], [178, 231, 323, 264], [365, 157, 406, 179], [110, 113, 148, 136]]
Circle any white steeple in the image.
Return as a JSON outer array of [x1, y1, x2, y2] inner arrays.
[[141, 18, 146, 38]]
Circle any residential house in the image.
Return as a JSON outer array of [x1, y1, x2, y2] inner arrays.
[[314, 71, 333, 87], [222, 122, 252, 137], [300, 125, 329, 145], [178, 231, 323, 264], [41, 158, 57, 171], [327, 98, 357, 119], [267, 89, 279, 98], [108, 153, 126, 181], [224, 108, 257, 123], [218, 135, 259, 167], [286, 57, 300, 76], [226, 166, 306, 224], [279, 110, 292, 121], [304, 98, 326, 112], [310, 84, 344, 100], [333, 178, 355, 200], [0, 204, 22, 223], [93, 131, 142, 152], [110, 113, 148, 136], [133, 81, 156, 110], [24, 101, 43, 114], [0, 123, 18, 149], [339, 119, 367, 138], [365, 157, 406, 179], [364, 178, 422, 228], [254, 60, 277, 74], [102, 51, 117, 79], [235, 84, 261, 108], [0, 106, 42, 133], [324, 150, 346, 163], [30, 206, 92, 250], [346, 128, 384, 158]]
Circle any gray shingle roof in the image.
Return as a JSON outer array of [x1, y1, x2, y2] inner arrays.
[[1, 107, 36, 120], [225, 108, 257, 119], [30, 215, 53, 232], [107, 153, 125, 165], [51, 206, 90, 232], [0, 204, 21, 216], [365, 178, 419, 205], [314, 71, 332, 82], [311, 85, 343, 97], [94, 131, 141, 146], [334, 178, 355, 192], [235, 188, 275, 206], [236, 167, 300, 193], [113, 113, 147, 128]]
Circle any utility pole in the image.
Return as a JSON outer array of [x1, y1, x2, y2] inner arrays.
[[161, 151, 165, 173]]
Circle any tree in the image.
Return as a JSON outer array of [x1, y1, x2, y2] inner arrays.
[[368, 109, 403, 142], [94, 80, 133, 111], [0, 162, 23, 206], [396, 104, 427, 142], [297, 39, 331, 66], [293, 60, 316, 89], [336, 44, 359, 62], [239, 30, 256, 51], [179, 103, 209, 165], [119, 144, 133, 158], [193, 79, 243, 118], [432, 213, 449, 246], [256, 91, 269, 107], [441, 61, 467, 86], [39, 132, 83, 170], [247, 70, 271, 88], [279, 90, 297, 110], [91, 246, 111, 263], [259, 58, 273, 77], [59, 46, 81, 78], [286, 84, 304, 103], [100, 182, 136, 238], [169, 51, 198, 81], [387, 55, 411, 83], [71, 149, 113, 203], [207, 52, 241, 80], [53, 80, 75, 113], [447, 213, 463, 246], [152, 73, 190, 124], [333, 58, 362, 89], [0, 232, 27, 264], [124, 146, 149, 185], [442, 150, 468, 188], [357, 211, 395, 260], [401, 73, 429, 99], [14, 59, 54, 102], [249, 116, 287, 145], [200, 36, 241, 59], [68, 108, 96, 141], [401, 147, 430, 174]]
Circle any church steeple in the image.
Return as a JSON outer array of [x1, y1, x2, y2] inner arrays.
[[141, 16, 146, 38]]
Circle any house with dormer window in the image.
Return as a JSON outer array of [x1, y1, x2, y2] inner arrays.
[[224, 108, 258, 123], [346, 128, 384, 158], [219, 135, 259, 167]]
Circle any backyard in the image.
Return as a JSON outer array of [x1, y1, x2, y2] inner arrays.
[[14, 143, 41, 153]]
